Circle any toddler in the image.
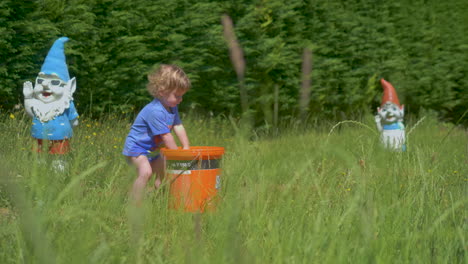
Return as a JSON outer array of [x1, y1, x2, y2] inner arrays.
[[123, 64, 191, 202]]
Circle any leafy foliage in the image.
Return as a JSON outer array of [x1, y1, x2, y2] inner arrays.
[[0, 0, 466, 125]]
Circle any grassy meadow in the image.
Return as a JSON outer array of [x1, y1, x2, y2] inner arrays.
[[0, 111, 466, 263]]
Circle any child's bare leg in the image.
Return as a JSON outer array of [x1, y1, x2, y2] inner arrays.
[[151, 156, 165, 189], [129, 156, 153, 203]]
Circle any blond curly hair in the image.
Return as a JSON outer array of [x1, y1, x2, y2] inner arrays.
[[147, 64, 191, 98]]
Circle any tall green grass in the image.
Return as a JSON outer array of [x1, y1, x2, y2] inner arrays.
[[0, 111, 466, 263]]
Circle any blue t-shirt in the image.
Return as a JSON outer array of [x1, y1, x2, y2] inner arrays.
[[122, 98, 181, 157], [31, 101, 79, 140]]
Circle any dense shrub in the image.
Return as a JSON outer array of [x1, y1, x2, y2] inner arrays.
[[0, 0, 466, 126]]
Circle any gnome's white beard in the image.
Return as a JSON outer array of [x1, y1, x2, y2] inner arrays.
[[29, 98, 70, 123]]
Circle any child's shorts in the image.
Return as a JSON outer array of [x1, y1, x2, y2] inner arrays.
[[125, 152, 161, 165]]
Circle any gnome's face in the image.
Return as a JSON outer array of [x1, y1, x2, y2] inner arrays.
[[33, 73, 69, 104], [378, 102, 404, 123], [27, 74, 76, 122]]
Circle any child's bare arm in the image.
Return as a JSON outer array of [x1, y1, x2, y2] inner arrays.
[[173, 124, 190, 149], [160, 133, 178, 149]]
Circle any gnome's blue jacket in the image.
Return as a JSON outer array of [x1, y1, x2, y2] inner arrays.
[[31, 101, 78, 140]]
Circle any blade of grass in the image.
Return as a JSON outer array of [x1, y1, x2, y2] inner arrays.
[[53, 161, 108, 206]]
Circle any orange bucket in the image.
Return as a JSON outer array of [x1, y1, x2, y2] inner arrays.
[[161, 146, 225, 212]]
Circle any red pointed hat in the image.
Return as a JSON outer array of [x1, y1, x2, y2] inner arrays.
[[380, 78, 400, 106]]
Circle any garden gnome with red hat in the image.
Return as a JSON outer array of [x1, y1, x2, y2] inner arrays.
[[374, 78, 406, 151], [23, 37, 79, 170]]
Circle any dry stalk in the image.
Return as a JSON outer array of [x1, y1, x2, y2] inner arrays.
[[221, 15, 248, 113], [299, 48, 312, 120]]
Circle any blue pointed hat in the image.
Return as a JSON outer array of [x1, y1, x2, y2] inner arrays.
[[40, 37, 70, 81]]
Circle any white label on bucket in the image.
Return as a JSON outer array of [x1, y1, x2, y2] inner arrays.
[[168, 170, 191, 175], [215, 175, 221, 189]]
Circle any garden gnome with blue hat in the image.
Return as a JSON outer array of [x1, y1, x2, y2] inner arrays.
[[374, 78, 406, 151], [23, 37, 79, 168]]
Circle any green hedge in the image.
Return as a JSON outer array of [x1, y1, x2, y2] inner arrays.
[[0, 0, 466, 126]]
